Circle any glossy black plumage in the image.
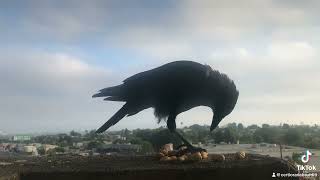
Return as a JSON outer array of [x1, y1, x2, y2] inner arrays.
[[93, 61, 239, 133]]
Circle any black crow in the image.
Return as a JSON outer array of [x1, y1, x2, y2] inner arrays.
[[93, 61, 239, 149]]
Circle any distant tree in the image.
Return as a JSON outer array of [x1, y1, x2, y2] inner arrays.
[[37, 147, 45, 155], [254, 126, 284, 143], [212, 128, 224, 143], [237, 123, 244, 130], [123, 128, 130, 138], [33, 135, 58, 145], [239, 131, 253, 144], [55, 147, 65, 153], [129, 137, 144, 144], [87, 141, 103, 149], [248, 124, 259, 129], [284, 128, 303, 146], [189, 124, 209, 131], [134, 129, 154, 143], [85, 130, 98, 140], [227, 123, 237, 129], [57, 134, 72, 147], [182, 125, 210, 143], [253, 134, 263, 143], [224, 128, 237, 143], [282, 123, 290, 129], [140, 141, 154, 153], [70, 130, 81, 137], [113, 139, 127, 144]]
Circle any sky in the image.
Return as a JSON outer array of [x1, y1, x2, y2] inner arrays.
[[1, 0, 319, 134]]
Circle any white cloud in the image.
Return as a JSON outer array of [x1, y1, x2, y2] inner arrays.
[[0, 51, 111, 96], [55, 54, 92, 74], [1, 1, 320, 133], [43, 53, 107, 77], [0, 51, 117, 133], [235, 48, 250, 58], [268, 41, 315, 61]]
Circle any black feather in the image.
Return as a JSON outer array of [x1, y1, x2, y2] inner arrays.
[[92, 85, 124, 98], [96, 103, 129, 133]]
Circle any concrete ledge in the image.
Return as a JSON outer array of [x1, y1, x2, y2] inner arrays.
[[0, 154, 298, 180]]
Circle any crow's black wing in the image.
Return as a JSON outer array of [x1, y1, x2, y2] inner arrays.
[[93, 61, 209, 101], [123, 61, 204, 84], [93, 61, 209, 133]]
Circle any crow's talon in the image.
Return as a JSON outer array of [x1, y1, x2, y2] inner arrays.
[[176, 145, 207, 156]]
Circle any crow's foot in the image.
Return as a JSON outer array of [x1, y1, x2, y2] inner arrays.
[[176, 144, 207, 156]]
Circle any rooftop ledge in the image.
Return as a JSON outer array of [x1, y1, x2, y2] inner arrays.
[[0, 154, 298, 180]]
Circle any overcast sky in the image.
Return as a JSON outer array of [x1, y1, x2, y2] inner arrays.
[[1, 0, 319, 134]]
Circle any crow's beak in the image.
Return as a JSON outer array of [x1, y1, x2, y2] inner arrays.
[[210, 115, 221, 131]]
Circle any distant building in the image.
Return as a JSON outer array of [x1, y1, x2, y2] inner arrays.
[[43, 144, 58, 153], [32, 143, 42, 148], [15, 144, 26, 152], [73, 142, 84, 148], [12, 135, 31, 141], [112, 135, 121, 140], [103, 141, 113, 145], [79, 152, 89, 156], [0, 144, 6, 152], [24, 145, 38, 156]]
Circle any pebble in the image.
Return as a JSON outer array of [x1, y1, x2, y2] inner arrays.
[[170, 156, 177, 161], [201, 151, 209, 159], [160, 143, 173, 155], [236, 151, 246, 159], [210, 154, 225, 162], [160, 156, 170, 161], [177, 156, 186, 161], [188, 152, 202, 161]]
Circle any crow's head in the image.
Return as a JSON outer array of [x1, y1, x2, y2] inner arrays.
[[205, 67, 239, 131]]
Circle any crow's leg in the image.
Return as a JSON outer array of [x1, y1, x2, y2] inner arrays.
[[167, 113, 192, 147], [167, 113, 206, 153], [173, 131, 192, 147], [173, 131, 207, 154]]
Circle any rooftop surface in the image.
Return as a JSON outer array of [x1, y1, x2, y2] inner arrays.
[[0, 153, 298, 180]]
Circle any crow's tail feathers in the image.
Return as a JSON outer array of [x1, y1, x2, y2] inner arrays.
[[96, 103, 129, 133], [92, 85, 123, 98]]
